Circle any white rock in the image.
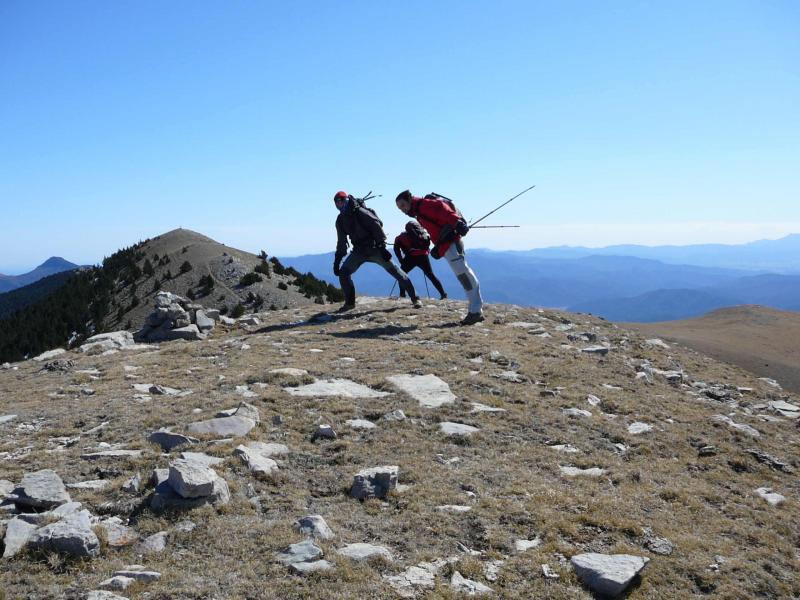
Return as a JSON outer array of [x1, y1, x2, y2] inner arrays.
[[67, 479, 110, 491], [336, 542, 393, 562], [29, 516, 100, 557], [436, 505, 472, 513], [276, 539, 323, 565], [562, 408, 592, 418], [295, 515, 335, 540], [137, 531, 168, 553], [186, 415, 256, 437], [711, 415, 760, 437], [33, 348, 66, 361], [0, 414, 17, 425], [113, 569, 161, 582], [13, 469, 71, 509], [560, 466, 607, 478], [269, 367, 309, 377], [470, 403, 506, 414], [168, 459, 217, 498], [571, 553, 649, 597], [382, 409, 407, 421], [644, 338, 670, 349], [628, 422, 653, 435], [386, 374, 455, 408], [87, 591, 130, 600], [451, 571, 493, 595], [235, 445, 279, 478], [80, 450, 143, 461], [149, 429, 199, 452], [755, 487, 785, 506], [237, 441, 289, 458], [235, 385, 258, 398], [549, 444, 580, 453], [180, 452, 225, 467], [439, 422, 479, 436], [285, 378, 390, 398], [586, 395, 602, 406], [346, 418, 377, 430], [515, 538, 542, 552], [2, 517, 38, 558], [98, 576, 135, 591]]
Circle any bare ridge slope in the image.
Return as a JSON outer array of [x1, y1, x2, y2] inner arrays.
[[630, 305, 800, 393], [1, 297, 798, 598]]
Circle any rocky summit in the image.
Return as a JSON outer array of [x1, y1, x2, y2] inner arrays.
[[1, 296, 798, 598]]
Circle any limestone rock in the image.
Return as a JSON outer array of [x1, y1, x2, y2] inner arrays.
[[149, 429, 199, 452], [515, 538, 542, 553], [560, 466, 607, 478], [138, 531, 168, 554], [451, 571, 493, 595], [234, 445, 279, 478], [99, 517, 139, 548], [755, 487, 785, 506], [3, 517, 38, 558], [180, 452, 225, 467], [0, 414, 17, 425], [150, 474, 230, 511], [439, 422, 479, 436], [195, 310, 215, 332], [628, 422, 653, 435], [168, 459, 217, 498], [13, 469, 71, 509], [98, 576, 135, 591], [350, 466, 399, 500], [81, 450, 143, 461], [215, 401, 260, 423], [276, 539, 323, 565], [562, 408, 592, 418], [295, 515, 335, 540], [346, 418, 377, 430], [570, 553, 649, 597], [386, 374, 455, 408], [87, 592, 130, 600], [383, 409, 407, 421], [187, 415, 256, 437], [285, 378, 390, 398], [32, 348, 66, 361], [711, 415, 760, 437], [29, 515, 101, 558], [237, 441, 289, 458], [289, 560, 334, 574], [336, 542, 393, 562]]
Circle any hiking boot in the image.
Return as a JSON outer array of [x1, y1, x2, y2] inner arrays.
[[439, 293, 448, 300], [337, 303, 356, 313], [460, 312, 485, 325], [412, 299, 423, 309]]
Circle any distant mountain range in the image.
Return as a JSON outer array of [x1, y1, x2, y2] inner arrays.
[[281, 234, 800, 322], [0, 257, 80, 293]]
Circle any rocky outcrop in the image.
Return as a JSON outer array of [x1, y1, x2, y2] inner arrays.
[[135, 292, 214, 343]]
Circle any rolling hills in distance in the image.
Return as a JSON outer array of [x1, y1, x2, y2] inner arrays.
[[0, 256, 79, 293]]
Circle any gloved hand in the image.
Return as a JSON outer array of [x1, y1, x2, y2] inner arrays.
[[455, 219, 469, 236], [333, 259, 342, 277], [430, 245, 443, 260]]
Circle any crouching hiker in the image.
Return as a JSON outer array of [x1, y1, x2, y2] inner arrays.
[[395, 190, 484, 325], [394, 221, 447, 300], [332, 191, 421, 312]]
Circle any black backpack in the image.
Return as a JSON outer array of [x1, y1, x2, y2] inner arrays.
[[352, 196, 383, 227], [423, 192, 465, 221], [405, 221, 431, 250]]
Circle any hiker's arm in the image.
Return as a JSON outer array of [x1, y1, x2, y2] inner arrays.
[[335, 218, 348, 262]]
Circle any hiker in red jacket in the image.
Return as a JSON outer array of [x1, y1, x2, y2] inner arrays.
[[395, 190, 484, 325], [394, 221, 447, 300]]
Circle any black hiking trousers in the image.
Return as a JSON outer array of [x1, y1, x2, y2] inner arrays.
[[398, 254, 446, 298], [339, 247, 417, 305]]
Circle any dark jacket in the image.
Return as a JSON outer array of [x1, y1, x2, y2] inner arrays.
[[335, 202, 387, 261], [409, 197, 462, 254]]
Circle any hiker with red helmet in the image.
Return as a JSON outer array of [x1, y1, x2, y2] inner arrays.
[[395, 190, 484, 325], [394, 220, 447, 300], [333, 191, 421, 312]]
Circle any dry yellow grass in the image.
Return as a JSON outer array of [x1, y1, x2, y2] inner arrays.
[[1, 297, 798, 599]]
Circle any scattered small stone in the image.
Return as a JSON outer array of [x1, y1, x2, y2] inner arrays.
[[12, 469, 71, 509], [87, 592, 129, 600], [81, 449, 143, 461], [99, 517, 139, 548], [582, 346, 610, 356], [276, 538, 323, 565], [470, 402, 506, 414], [586, 394, 602, 406], [0, 414, 18, 425], [168, 459, 217, 498], [383, 409, 407, 421], [436, 505, 472, 513], [549, 444, 580, 453], [148, 429, 199, 452], [515, 538, 542, 553], [98, 576, 136, 591], [711, 415, 760, 437], [180, 452, 225, 467], [67, 479, 110, 491], [746, 448, 793, 473], [295, 515, 335, 540], [186, 415, 256, 437], [698, 445, 717, 457], [542, 564, 560, 579], [234, 444, 279, 478], [137, 531, 168, 554], [346, 418, 377, 430]]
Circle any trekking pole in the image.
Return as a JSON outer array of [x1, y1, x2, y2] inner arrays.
[[423, 274, 430, 298], [389, 281, 397, 297], [468, 185, 536, 228], [470, 225, 521, 229]]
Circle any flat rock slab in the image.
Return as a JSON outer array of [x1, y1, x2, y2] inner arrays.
[[563, 408, 592, 418], [186, 415, 256, 437], [350, 466, 399, 500], [13, 469, 71, 509], [560, 466, 607, 478], [235, 445, 279, 478], [0, 414, 17, 425], [451, 571, 493, 595], [628, 422, 653, 435], [215, 402, 260, 423], [711, 415, 760, 437], [470, 403, 506, 414], [296, 515, 335, 540], [81, 450, 143, 461], [347, 418, 377, 430], [755, 487, 786, 506], [180, 452, 225, 467], [571, 553, 649, 597], [138, 531, 169, 553], [269, 367, 309, 377], [236, 441, 289, 458], [386, 374, 455, 408], [149, 430, 198, 452], [67, 480, 111, 491], [285, 378, 390, 398], [290, 559, 334, 575], [87, 592, 130, 600], [439, 422, 479, 436], [168, 459, 217, 498], [276, 539, 323, 565], [515, 538, 542, 553], [337, 543, 393, 562]]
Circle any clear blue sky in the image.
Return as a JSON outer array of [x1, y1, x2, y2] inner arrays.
[[1, 1, 798, 272]]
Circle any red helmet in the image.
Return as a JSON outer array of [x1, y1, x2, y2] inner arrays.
[[333, 191, 348, 202]]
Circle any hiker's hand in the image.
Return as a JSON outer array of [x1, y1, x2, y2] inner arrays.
[[431, 245, 443, 260], [455, 219, 469, 237]]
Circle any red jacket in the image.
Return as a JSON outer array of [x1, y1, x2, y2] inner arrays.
[[409, 197, 462, 254], [394, 232, 429, 259]]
